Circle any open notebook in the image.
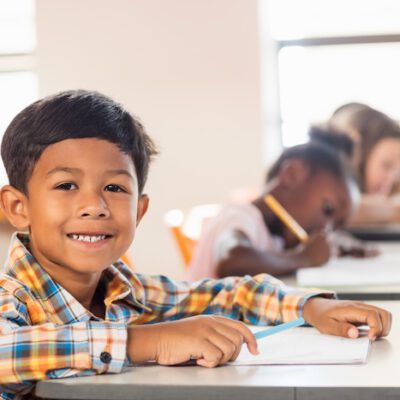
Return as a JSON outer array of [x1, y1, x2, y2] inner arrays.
[[231, 327, 370, 365], [296, 251, 400, 287]]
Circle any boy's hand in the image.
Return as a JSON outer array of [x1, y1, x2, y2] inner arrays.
[[128, 315, 259, 368], [303, 297, 392, 340], [300, 232, 331, 267]]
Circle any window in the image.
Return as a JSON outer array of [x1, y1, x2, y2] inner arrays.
[[0, 0, 38, 184], [262, 0, 400, 149]]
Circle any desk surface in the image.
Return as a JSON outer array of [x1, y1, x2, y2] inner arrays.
[[283, 274, 400, 300], [283, 242, 400, 301], [36, 301, 399, 400]]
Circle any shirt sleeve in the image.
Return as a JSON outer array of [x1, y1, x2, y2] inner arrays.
[[134, 272, 334, 325], [0, 291, 127, 394]]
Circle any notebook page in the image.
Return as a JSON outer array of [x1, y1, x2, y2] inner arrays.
[[231, 327, 370, 365]]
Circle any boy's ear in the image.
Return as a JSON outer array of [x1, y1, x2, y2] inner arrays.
[[136, 194, 149, 226], [278, 159, 311, 189], [0, 185, 30, 230]]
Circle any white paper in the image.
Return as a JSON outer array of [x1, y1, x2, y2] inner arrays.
[[296, 251, 400, 287], [232, 327, 370, 365]]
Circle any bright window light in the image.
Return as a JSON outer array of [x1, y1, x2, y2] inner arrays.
[[264, 0, 400, 148], [279, 43, 400, 147], [268, 0, 400, 39]]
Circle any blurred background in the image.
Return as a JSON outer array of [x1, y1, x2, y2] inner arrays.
[[1, 0, 400, 278]]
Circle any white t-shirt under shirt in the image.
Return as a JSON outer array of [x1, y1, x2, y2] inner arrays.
[[188, 203, 284, 281]]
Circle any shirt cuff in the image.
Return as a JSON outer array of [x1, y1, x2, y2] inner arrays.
[[297, 291, 337, 321], [87, 321, 128, 373], [280, 288, 336, 322]]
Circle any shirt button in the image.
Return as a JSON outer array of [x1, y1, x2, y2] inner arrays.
[[100, 351, 112, 364]]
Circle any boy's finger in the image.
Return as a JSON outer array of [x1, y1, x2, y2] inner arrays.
[[379, 309, 392, 337], [351, 304, 392, 338], [212, 324, 244, 360], [229, 342, 243, 362], [338, 307, 384, 339], [206, 330, 239, 365], [322, 319, 360, 339], [212, 322, 248, 361], [214, 317, 258, 355], [195, 340, 224, 368]]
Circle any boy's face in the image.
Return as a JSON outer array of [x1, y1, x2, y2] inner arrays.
[[280, 167, 356, 247], [7, 138, 148, 279]]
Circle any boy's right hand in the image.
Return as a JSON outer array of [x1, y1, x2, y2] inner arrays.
[[300, 232, 331, 267], [127, 315, 259, 368]]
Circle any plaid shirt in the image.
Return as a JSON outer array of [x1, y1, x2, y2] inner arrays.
[[0, 233, 323, 399]]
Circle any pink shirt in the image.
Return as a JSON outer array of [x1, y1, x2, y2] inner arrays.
[[188, 204, 284, 281]]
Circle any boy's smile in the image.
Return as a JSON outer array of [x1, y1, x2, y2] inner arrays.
[[10, 138, 148, 306]]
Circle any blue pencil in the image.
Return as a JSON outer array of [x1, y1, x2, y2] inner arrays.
[[254, 317, 305, 340]]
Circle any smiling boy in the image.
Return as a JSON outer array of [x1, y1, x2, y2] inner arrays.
[[16, 138, 145, 314], [0, 90, 391, 399]]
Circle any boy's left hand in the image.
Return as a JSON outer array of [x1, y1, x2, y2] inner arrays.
[[303, 297, 392, 340]]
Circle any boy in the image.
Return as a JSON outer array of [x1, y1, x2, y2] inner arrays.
[[0, 91, 391, 399], [188, 138, 358, 281]]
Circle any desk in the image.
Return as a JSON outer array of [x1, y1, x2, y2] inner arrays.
[[283, 242, 400, 301], [283, 274, 400, 301], [36, 301, 399, 400]]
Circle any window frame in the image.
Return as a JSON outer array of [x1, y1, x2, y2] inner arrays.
[[274, 33, 400, 150]]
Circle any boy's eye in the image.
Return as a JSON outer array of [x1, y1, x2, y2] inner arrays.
[[104, 184, 125, 193], [55, 182, 77, 190]]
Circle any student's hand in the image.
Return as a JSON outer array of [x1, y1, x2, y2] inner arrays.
[[337, 243, 380, 258], [329, 229, 380, 258], [300, 232, 331, 267], [127, 315, 259, 368], [303, 297, 392, 340]]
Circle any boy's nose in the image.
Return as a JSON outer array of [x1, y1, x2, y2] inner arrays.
[[78, 194, 110, 219]]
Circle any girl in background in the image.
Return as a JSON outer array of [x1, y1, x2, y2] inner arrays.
[[323, 103, 400, 225]]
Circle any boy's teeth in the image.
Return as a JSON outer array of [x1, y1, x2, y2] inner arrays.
[[71, 234, 106, 243]]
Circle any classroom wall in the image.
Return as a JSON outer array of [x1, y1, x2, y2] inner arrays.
[[36, 0, 265, 278]]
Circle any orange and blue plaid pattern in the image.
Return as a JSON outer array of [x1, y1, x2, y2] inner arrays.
[[0, 233, 323, 399]]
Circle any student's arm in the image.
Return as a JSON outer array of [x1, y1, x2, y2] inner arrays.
[[214, 230, 330, 278], [126, 272, 391, 365], [133, 269, 391, 336], [133, 270, 327, 326], [0, 290, 127, 392]]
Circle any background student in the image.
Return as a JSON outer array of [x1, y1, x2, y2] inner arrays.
[[188, 139, 358, 281], [325, 103, 400, 225]]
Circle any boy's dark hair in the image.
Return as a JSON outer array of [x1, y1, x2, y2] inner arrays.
[[266, 138, 353, 183], [1, 90, 157, 195]]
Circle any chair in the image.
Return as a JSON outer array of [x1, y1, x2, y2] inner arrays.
[[164, 204, 221, 268]]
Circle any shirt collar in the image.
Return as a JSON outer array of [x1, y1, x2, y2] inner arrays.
[[4, 232, 149, 323]]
